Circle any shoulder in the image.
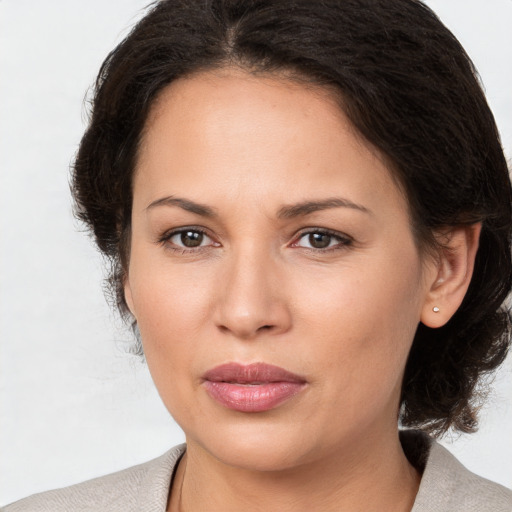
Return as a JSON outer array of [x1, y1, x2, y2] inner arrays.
[[402, 430, 512, 512], [1, 444, 186, 512]]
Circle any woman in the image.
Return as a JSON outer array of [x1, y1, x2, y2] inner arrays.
[[4, 0, 512, 510]]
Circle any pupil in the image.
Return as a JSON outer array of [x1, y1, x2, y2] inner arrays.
[[181, 231, 203, 247], [309, 233, 331, 248]]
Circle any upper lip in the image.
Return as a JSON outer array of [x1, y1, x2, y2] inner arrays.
[[202, 362, 306, 384]]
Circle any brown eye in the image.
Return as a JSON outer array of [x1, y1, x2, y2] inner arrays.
[[294, 230, 351, 251], [180, 230, 203, 247], [308, 233, 331, 249], [167, 229, 213, 249]]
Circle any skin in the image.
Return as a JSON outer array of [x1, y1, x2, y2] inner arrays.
[[124, 68, 480, 512]]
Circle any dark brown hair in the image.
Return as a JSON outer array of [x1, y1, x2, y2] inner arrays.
[[72, 0, 512, 435]]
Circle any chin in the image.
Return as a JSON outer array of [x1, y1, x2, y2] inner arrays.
[[189, 418, 318, 473]]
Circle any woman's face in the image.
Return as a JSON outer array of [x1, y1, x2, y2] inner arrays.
[[125, 68, 436, 471]]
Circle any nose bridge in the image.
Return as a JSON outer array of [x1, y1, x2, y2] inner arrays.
[[214, 240, 290, 339]]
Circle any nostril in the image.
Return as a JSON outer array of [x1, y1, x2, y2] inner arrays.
[[258, 325, 273, 331]]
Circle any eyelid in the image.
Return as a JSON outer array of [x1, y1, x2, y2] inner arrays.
[[290, 227, 353, 250], [157, 225, 220, 249]]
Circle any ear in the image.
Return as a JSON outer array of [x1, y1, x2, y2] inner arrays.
[[421, 223, 481, 328], [123, 273, 137, 319]]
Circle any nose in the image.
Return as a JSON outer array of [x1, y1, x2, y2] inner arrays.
[[213, 247, 292, 340]]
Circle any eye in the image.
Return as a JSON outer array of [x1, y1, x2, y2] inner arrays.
[[293, 230, 351, 250], [172, 230, 207, 248], [161, 228, 217, 249]]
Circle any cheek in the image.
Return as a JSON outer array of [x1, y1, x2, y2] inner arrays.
[[130, 273, 210, 423], [126, 247, 217, 385], [295, 252, 424, 407], [136, 289, 210, 354]]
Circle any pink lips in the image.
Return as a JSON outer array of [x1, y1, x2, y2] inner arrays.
[[202, 363, 307, 412]]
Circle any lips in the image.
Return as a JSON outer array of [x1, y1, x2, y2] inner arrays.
[[202, 362, 307, 412]]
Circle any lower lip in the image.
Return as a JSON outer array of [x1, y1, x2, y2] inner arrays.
[[203, 381, 305, 412]]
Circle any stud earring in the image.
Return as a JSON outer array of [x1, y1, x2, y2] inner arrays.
[[432, 306, 440, 313]]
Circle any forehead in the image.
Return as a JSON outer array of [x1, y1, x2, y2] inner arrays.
[[134, 68, 407, 221], [147, 67, 346, 130]]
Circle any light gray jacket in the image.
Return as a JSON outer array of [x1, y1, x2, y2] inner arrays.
[[3, 431, 512, 511]]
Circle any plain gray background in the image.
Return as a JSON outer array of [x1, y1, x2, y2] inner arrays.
[[1, 0, 511, 505]]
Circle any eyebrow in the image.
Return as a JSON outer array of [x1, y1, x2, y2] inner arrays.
[[146, 195, 371, 218], [146, 196, 217, 217], [277, 197, 372, 219]]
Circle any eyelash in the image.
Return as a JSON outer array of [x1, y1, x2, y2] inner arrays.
[[291, 228, 353, 252], [157, 227, 353, 253], [157, 226, 218, 254]]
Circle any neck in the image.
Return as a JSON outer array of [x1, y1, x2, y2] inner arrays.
[[168, 428, 421, 512]]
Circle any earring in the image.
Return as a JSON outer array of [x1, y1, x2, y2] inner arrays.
[[432, 306, 440, 313]]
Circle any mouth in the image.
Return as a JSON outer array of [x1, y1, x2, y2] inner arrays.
[[202, 362, 307, 413]]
